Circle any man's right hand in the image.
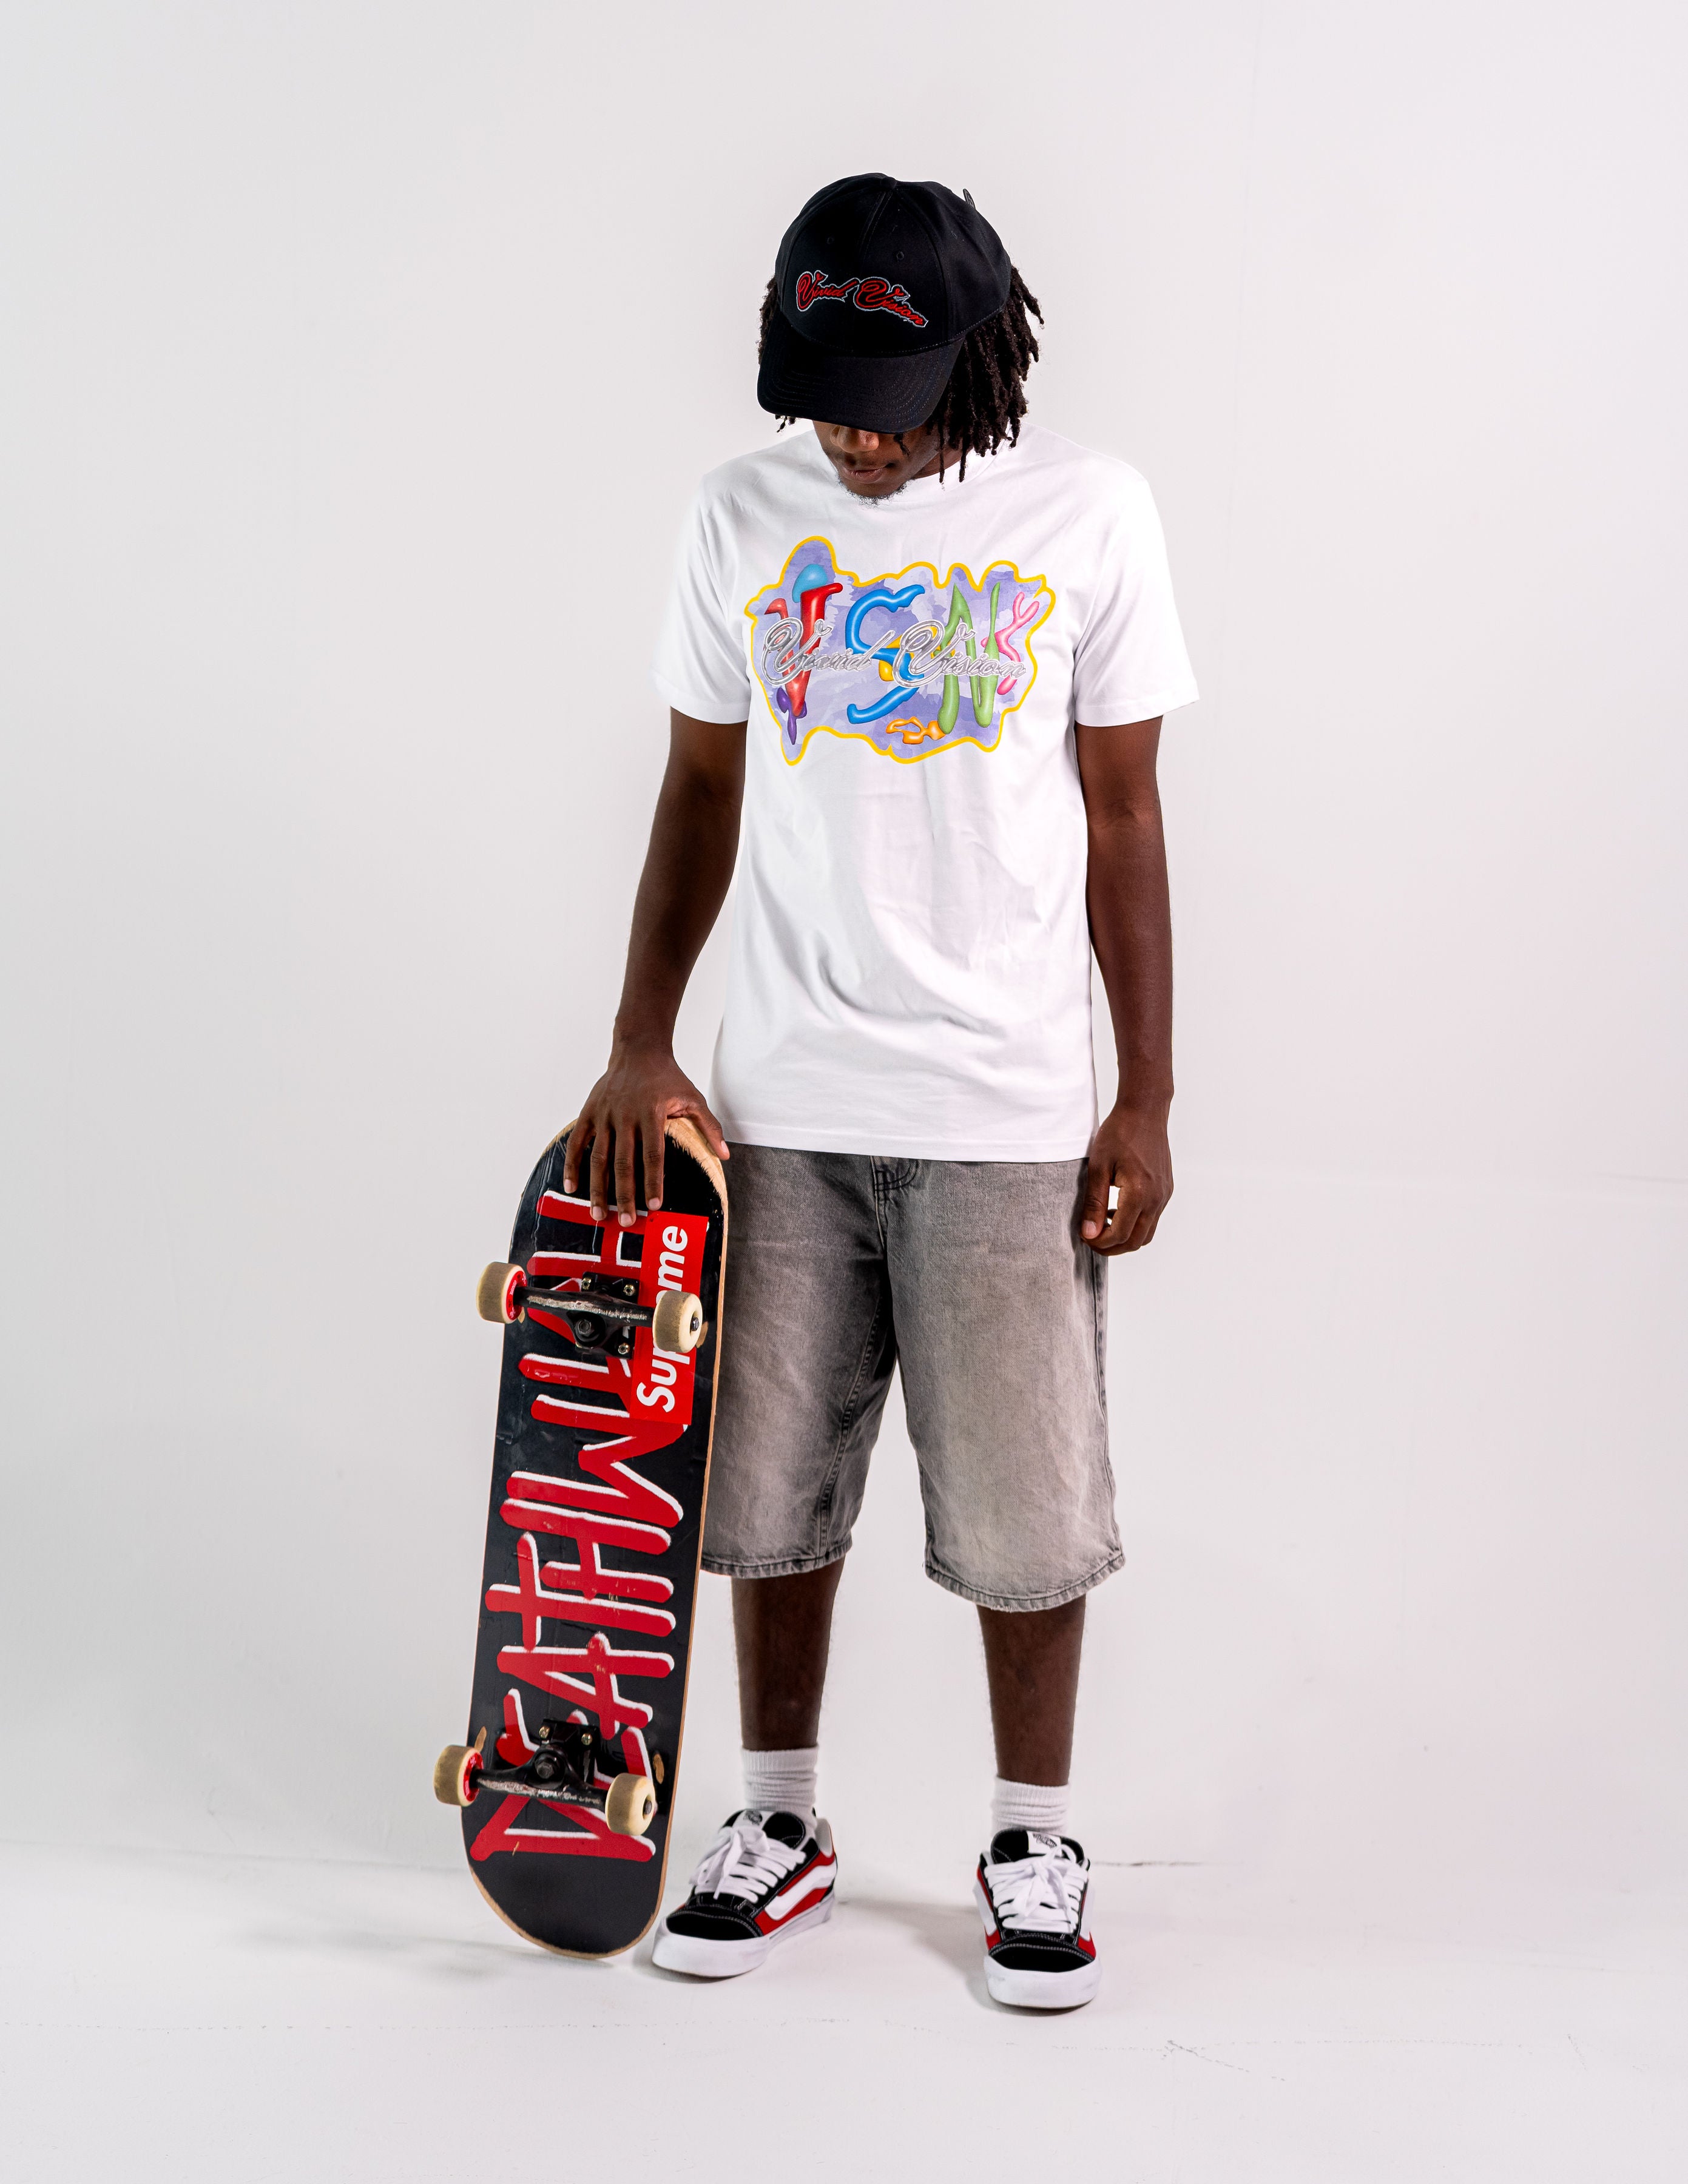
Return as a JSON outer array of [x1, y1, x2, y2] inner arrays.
[[563, 1039, 730, 1227]]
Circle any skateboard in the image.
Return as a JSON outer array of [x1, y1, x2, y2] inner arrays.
[[433, 1116, 728, 1955]]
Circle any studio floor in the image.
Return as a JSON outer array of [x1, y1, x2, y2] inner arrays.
[[4, 1838, 1683, 2182]]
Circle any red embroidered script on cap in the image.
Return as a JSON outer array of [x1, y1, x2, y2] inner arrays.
[[794, 271, 928, 328]]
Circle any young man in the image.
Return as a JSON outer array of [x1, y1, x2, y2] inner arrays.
[[566, 175, 1196, 2007]]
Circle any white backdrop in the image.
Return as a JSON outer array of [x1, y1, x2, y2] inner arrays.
[[2, 1, 1684, 1927]]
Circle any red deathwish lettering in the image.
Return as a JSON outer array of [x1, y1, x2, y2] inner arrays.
[[496, 1628, 674, 1739], [476, 1193, 709, 1862], [487, 1531, 675, 1642], [470, 1793, 655, 1864]]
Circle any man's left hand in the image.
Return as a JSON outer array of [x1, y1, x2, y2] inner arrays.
[[1081, 1100, 1173, 1255]]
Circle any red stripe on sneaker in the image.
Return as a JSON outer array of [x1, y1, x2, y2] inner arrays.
[[753, 1850, 836, 1935]]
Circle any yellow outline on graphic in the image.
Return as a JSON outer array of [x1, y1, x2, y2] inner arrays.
[[742, 541, 1057, 767]]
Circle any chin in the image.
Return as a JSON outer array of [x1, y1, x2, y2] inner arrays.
[[833, 468, 912, 502]]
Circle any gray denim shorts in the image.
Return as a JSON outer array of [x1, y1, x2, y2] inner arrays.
[[701, 1145, 1123, 1611]]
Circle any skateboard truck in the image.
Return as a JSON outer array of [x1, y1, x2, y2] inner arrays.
[[476, 1262, 704, 1360], [433, 1720, 657, 1837]]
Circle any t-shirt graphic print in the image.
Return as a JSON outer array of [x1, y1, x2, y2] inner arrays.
[[650, 423, 1198, 1161], [747, 542, 1055, 764]]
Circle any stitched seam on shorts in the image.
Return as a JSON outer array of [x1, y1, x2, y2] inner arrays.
[[923, 1544, 1126, 1612], [813, 1287, 891, 1559], [701, 1548, 851, 1579], [1091, 1245, 1108, 1424], [869, 1155, 917, 1212], [1090, 1242, 1116, 1492], [870, 1158, 893, 1240]]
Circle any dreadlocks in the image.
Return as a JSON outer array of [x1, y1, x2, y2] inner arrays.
[[758, 269, 1043, 483]]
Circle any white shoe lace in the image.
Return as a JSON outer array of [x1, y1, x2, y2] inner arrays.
[[984, 1835, 1086, 1934], [689, 1812, 806, 1904]]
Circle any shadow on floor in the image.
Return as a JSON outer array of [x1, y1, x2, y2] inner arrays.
[[840, 1890, 995, 2009], [234, 1899, 618, 1984]]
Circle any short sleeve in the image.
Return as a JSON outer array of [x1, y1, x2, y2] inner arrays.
[[1070, 474, 1200, 725], [650, 487, 753, 724]]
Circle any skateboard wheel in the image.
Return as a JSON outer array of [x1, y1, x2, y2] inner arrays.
[[651, 1289, 704, 1355], [604, 1771, 657, 1837], [477, 1262, 525, 1325], [433, 1744, 482, 1807]]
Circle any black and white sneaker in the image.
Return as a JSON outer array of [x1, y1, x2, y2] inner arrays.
[[974, 1828, 1101, 2008], [652, 1809, 837, 1978]]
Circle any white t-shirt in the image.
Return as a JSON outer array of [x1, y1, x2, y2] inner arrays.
[[650, 420, 1198, 1159]]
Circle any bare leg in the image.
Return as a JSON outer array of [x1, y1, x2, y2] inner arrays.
[[977, 1597, 1086, 1785], [732, 1561, 846, 1750]]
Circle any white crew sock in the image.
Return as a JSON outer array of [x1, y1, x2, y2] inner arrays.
[[743, 1746, 819, 1820], [991, 1776, 1070, 1841]]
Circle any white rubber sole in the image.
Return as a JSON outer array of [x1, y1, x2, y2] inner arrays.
[[983, 1952, 1103, 2009], [651, 1892, 834, 1978], [974, 1875, 1102, 2009]]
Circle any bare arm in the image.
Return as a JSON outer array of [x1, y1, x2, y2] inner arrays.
[[1074, 716, 1174, 1255], [564, 709, 746, 1223]]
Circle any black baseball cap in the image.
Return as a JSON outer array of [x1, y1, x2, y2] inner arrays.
[[758, 174, 1011, 434]]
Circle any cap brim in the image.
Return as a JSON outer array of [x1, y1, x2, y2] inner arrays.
[[757, 311, 964, 434]]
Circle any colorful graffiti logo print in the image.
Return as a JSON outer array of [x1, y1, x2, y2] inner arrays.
[[745, 541, 1054, 765]]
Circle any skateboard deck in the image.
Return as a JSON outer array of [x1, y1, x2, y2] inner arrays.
[[434, 1117, 727, 1955]]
